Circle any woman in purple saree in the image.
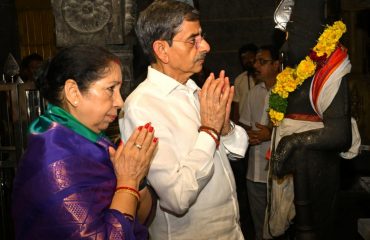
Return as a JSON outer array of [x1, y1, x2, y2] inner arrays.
[[12, 45, 158, 240]]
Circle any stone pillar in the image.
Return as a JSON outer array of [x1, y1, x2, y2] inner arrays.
[[51, 0, 125, 45], [50, 0, 137, 96], [50, 0, 138, 141]]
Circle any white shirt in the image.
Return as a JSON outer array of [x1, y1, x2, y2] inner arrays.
[[233, 71, 255, 114], [239, 82, 270, 183], [119, 66, 248, 240]]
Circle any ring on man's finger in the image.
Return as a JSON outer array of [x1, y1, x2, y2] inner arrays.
[[134, 143, 142, 149]]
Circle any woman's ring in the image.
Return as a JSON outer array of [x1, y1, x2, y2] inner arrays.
[[135, 143, 142, 149]]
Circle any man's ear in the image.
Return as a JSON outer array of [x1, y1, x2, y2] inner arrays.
[[153, 40, 169, 63], [64, 79, 80, 107]]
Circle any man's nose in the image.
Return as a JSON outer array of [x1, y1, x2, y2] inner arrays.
[[199, 39, 210, 53]]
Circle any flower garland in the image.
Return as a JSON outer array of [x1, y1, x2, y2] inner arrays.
[[268, 20, 347, 126]]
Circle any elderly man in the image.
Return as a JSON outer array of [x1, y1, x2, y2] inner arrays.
[[119, 0, 248, 239]]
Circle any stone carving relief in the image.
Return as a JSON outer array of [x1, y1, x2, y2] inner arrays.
[[51, 0, 124, 46], [62, 0, 112, 33], [50, 0, 138, 93]]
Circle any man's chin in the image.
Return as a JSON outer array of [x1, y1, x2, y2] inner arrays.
[[193, 62, 203, 71]]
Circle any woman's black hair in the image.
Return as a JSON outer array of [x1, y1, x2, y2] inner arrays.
[[36, 44, 120, 106]]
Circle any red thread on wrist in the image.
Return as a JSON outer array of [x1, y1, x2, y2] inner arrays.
[[116, 186, 140, 199], [198, 126, 220, 140], [199, 128, 220, 148]]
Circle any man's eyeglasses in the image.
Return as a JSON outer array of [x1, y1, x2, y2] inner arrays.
[[254, 58, 274, 65], [172, 33, 206, 50]]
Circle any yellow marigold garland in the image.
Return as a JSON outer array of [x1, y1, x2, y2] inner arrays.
[[268, 20, 347, 126]]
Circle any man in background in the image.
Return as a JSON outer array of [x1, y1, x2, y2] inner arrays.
[[20, 53, 43, 82], [230, 44, 258, 237], [239, 45, 280, 240], [230, 43, 258, 238], [232, 43, 258, 123]]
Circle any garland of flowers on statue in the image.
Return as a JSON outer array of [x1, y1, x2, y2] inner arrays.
[[268, 20, 347, 126]]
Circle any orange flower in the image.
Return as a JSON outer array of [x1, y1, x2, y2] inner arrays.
[[268, 21, 347, 126]]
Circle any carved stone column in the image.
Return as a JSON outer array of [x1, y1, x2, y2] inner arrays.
[[50, 0, 138, 141], [50, 0, 137, 97]]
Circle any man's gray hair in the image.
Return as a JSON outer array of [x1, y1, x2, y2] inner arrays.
[[136, 0, 199, 63]]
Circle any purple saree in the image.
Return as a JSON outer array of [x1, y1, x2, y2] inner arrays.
[[12, 105, 148, 240]]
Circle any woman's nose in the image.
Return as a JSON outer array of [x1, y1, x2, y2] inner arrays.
[[114, 90, 124, 108]]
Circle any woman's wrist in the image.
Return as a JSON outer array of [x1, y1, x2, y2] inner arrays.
[[110, 186, 139, 218], [116, 178, 139, 190], [115, 186, 140, 201], [139, 177, 148, 191]]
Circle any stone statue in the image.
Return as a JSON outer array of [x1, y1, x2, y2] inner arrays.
[[265, 0, 360, 239]]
